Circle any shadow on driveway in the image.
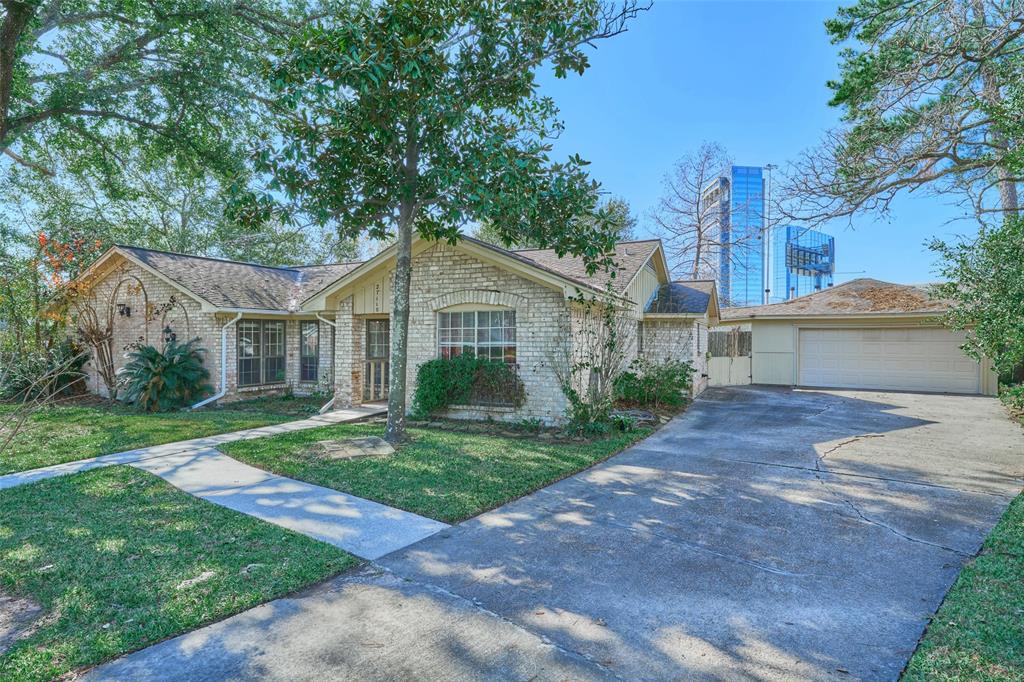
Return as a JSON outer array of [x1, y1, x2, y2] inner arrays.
[[86, 386, 1024, 681]]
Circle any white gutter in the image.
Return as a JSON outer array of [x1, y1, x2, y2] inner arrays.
[[191, 313, 243, 410], [315, 313, 338, 414]]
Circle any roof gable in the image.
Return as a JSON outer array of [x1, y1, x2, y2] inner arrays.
[[116, 246, 359, 312], [512, 239, 663, 295], [301, 235, 655, 311], [646, 280, 717, 315]]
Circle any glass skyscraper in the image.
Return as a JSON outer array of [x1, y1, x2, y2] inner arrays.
[[769, 225, 835, 302], [703, 166, 766, 307]]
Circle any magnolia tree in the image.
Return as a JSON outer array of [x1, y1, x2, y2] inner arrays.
[[252, 0, 648, 443]]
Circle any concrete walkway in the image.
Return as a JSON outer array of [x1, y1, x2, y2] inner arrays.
[[0, 404, 448, 559], [131, 448, 447, 559], [0, 405, 385, 490]]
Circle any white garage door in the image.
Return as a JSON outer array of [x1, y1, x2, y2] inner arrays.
[[798, 327, 980, 394]]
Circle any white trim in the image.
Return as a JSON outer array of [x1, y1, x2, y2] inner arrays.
[[190, 312, 242, 409]]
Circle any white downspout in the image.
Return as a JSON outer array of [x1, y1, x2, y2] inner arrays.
[[315, 313, 338, 414], [191, 313, 243, 410]]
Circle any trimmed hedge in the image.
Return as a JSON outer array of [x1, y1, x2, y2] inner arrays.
[[412, 355, 525, 418], [614, 357, 693, 409]]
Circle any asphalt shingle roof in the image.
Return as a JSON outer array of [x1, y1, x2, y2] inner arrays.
[[117, 246, 360, 311], [645, 281, 715, 314], [115, 238, 664, 311], [511, 240, 662, 294], [721, 278, 949, 320]]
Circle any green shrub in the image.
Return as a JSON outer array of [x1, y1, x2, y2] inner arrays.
[[0, 339, 88, 402], [120, 338, 212, 412], [412, 355, 526, 418], [614, 357, 693, 409], [1001, 383, 1024, 413]]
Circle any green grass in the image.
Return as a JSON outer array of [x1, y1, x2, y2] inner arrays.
[[903, 492, 1024, 681], [222, 423, 652, 523], [0, 394, 326, 475], [0, 466, 356, 681]]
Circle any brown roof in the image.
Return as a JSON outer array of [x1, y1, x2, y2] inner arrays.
[[511, 239, 662, 294], [117, 246, 359, 311], [721, 278, 949, 320], [114, 238, 662, 311], [646, 280, 715, 314]]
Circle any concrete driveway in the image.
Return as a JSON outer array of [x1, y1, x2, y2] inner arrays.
[[89, 386, 1024, 681]]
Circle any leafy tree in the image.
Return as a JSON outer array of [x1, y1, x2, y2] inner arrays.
[[0, 0, 302, 177], [473, 196, 638, 248], [1, 150, 356, 268], [475, 196, 634, 246], [931, 217, 1024, 377], [784, 0, 1024, 225], [256, 0, 647, 443]]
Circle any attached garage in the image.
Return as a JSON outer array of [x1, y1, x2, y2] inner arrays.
[[797, 327, 982, 394], [718, 279, 997, 396]]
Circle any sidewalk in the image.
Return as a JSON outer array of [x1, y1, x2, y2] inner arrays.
[[0, 404, 447, 559], [132, 447, 446, 559], [0, 405, 385, 490]]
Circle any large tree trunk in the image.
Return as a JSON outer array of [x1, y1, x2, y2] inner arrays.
[[384, 128, 419, 444], [384, 204, 413, 444], [0, 1, 36, 150], [972, 0, 1019, 217]]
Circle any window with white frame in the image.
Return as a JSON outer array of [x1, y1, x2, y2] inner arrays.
[[438, 310, 516, 363]]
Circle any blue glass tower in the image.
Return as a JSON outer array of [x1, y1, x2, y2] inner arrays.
[[770, 226, 835, 302], [705, 166, 765, 307]]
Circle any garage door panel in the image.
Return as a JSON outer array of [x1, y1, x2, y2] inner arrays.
[[798, 328, 979, 394]]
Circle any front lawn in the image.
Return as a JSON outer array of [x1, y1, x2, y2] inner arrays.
[[0, 466, 356, 681], [0, 394, 326, 475], [222, 422, 651, 523], [903, 491, 1024, 681]]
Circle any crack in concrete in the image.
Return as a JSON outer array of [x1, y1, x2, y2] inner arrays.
[[826, 489, 971, 558], [817, 434, 884, 462], [717, 457, 1014, 499], [806, 451, 973, 558]]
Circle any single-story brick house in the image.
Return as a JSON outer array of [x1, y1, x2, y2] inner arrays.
[[66, 236, 719, 423], [717, 278, 997, 395]]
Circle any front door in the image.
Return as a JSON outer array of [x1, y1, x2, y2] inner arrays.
[[363, 319, 390, 401]]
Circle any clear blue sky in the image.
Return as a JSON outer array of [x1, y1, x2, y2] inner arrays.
[[536, 1, 976, 285]]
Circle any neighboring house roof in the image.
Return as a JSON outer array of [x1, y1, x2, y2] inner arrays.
[[512, 239, 662, 295], [116, 246, 360, 311], [645, 280, 716, 315], [721, 278, 949, 320]]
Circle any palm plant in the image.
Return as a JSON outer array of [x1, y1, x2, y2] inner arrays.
[[120, 339, 212, 412]]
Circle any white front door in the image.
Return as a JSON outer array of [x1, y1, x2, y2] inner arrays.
[[798, 327, 981, 394]]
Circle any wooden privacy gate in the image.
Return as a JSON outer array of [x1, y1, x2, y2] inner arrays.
[[708, 328, 752, 386], [363, 319, 390, 401]]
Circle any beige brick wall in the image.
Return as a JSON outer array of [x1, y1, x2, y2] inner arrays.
[[77, 259, 329, 403], [333, 242, 572, 423], [641, 318, 710, 396], [75, 261, 218, 399]]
